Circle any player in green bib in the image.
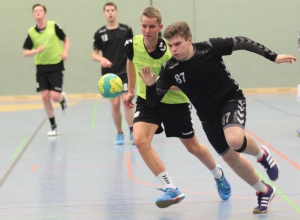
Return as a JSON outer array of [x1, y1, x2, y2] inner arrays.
[[123, 6, 231, 209], [23, 4, 70, 136]]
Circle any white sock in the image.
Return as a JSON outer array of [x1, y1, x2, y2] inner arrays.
[[211, 166, 222, 179], [157, 171, 176, 189], [252, 178, 267, 192], [255, 148, 264, 160]]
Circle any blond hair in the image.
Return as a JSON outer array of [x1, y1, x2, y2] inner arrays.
[[141, 6, 162, 24]]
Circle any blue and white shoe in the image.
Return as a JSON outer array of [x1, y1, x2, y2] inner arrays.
[[115, 133, 124, 145], [129, 131, 135, 145], [155, 188, 185, 208], [215, 165, 231, 200], [297, 129, 300, 136]]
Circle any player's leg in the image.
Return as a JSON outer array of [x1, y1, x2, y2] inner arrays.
[[110, 96, 124, 145], [49, 71, 68, 113], [37, 72, 58, 136], [221, 99, 277, 213], [163, 103, 231, 200], [120, 73, 134, 144], [180, 136, 231, 200], [134, 102, 184, 208], [223, 99, 279, 181], [120, 93, 134, 144]]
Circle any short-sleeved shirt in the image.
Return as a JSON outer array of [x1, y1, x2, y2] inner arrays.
[[93, 23, 133, 75]]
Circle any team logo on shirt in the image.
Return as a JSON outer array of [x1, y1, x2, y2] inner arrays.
[[159, 42, 166, 51], [101, 34, 108, 42]]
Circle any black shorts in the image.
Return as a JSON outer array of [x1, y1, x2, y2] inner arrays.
[[36, 71, 64, 92], [134, 97, 195, 139], [200, 98, 247, 155], [117, 72, 128, 93]]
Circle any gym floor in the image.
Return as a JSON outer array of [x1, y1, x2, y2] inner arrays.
[[0, 92, 299, 220]]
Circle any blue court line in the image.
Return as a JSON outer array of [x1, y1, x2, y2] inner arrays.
[[11, 137, 29, 158], [255, 168, 300, 214], [254, 99, 295, 117]]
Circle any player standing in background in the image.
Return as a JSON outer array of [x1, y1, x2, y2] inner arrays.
[[92, 2, 134, 145], [123, 6, 231, 209], [141, 21, 297, 213], [23, 3, 69, 136]]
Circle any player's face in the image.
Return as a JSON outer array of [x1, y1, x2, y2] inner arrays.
[[167, 35, 193, 61], [104, 5, 117, 22], [140, 16, 163, 43], [33, 6, 46, 21]]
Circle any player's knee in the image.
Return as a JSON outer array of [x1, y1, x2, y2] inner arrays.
[[51, 93, 61, 102], [234, 136, 247, 153]]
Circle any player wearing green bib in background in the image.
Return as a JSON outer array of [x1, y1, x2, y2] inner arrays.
[[23, 3, 69, 136]]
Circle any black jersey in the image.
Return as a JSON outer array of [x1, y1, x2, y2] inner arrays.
[[146, 37, 277, 121], [93, 23, 133, 75]]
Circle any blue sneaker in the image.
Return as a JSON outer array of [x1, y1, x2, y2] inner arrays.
[[155, 188, 185, 208], [215, 165, 231, 200], [129, 131, 135, 145], [253, 184, 276, 213], [257, 146, 279, 181], [115, 133, 124, 145], [297, 129, 300, 136]]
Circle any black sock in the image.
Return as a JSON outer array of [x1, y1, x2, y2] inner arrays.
[[129, 126, 133, 132], [49, 117, 57, 129]]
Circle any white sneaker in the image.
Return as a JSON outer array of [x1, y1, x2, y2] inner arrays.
[[60, 92, 68, 114], [47, 128, 59, 136]]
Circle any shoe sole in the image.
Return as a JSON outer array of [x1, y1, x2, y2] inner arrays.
[[156, 193, 185, 208], [261, 145, 280, 181], [253, 187, 276, 213]]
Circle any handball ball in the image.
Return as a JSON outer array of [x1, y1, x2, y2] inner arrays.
[[98, 73, 123, 99]]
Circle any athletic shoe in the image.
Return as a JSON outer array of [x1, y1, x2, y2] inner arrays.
[[257, 146, 279, 181], [215, 165, 231, 200], [297, 129, 300, 136], [115, 133, 124, 145], [129, 131, 134, 145], [60, 92, 68, 114], [47, 127, 58, 136], [155, 188, 185, 208], [253, 184, 276, 213]]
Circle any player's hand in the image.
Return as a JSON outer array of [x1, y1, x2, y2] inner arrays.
[[138, 66, 156, 86], [36, 45, 44, 53], [275, 54, 297, 64], [101, 59, 113, 68], [123, 92, 135, 108], [60, 52, 68, 61]]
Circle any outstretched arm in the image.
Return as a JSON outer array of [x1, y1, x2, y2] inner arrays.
[[232, 37, 297, 63]]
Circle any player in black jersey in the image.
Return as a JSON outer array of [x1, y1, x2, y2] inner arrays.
[[123, 7, 231, 209], [92, 2, 134, 145], [141, 21, 297, 213], [23, 4, 70, 136]]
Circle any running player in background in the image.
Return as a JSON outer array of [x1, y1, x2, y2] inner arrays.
[[141, 21, 297, 213], [92, 2, 134, 145], [23, 3, 69, 136]]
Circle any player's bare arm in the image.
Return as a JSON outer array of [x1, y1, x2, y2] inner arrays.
[[23, 45, 44, 57], [92, 49, 112, 68], [60, 36, 70, 61], [123, 59, 136, 108]]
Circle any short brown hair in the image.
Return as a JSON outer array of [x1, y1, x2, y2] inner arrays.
[[141, 6, 162, 25], [163, 21, 192, 40], [103, 2, 117, 11], [32, 3, 46, 13]]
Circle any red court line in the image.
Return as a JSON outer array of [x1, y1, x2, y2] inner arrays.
[[246, 128, 300, 170], [31, 164, 37, 172]]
